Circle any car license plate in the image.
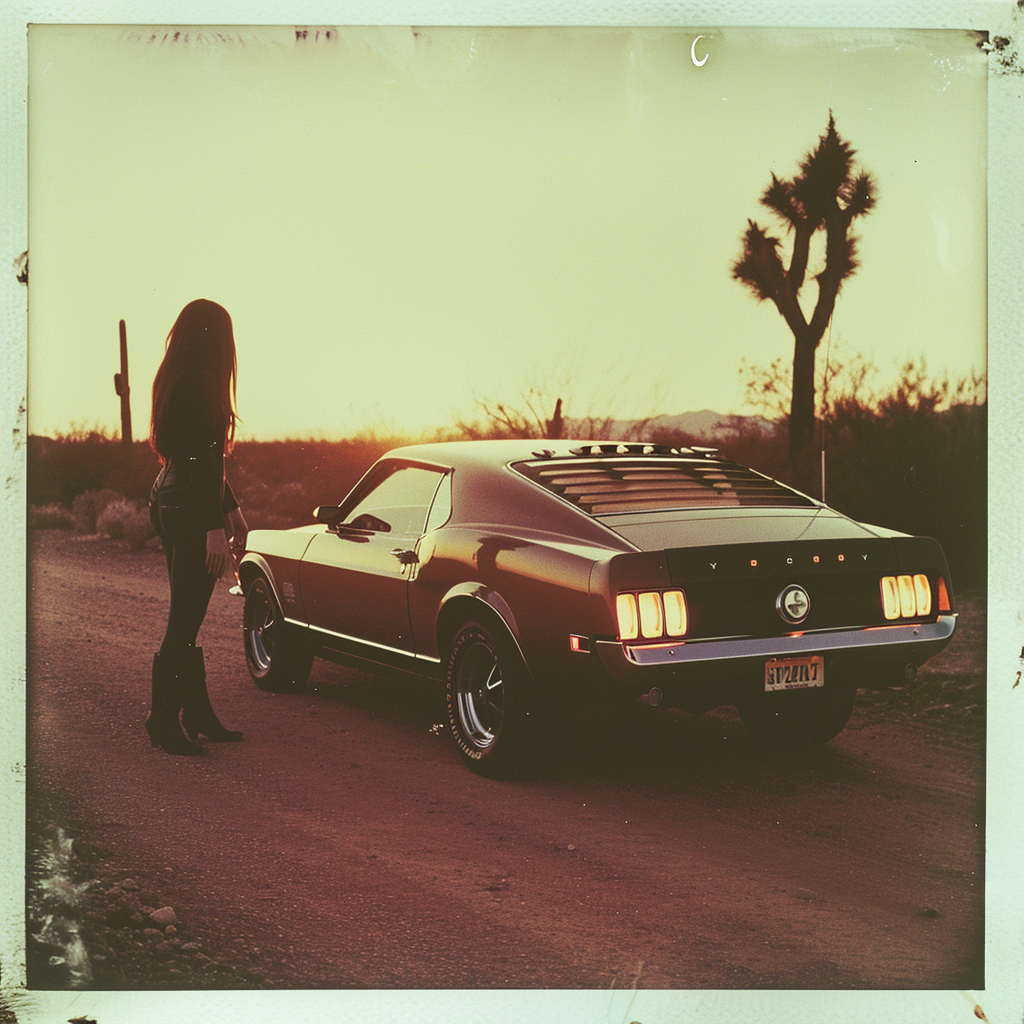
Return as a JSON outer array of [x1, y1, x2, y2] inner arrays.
[[765, 656, 824, 692]]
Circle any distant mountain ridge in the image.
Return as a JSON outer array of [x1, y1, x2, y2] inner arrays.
[[565, 409, 775, 440]]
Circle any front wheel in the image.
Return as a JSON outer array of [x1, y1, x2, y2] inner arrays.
[[736, 676, 856, 748], [445, 621, 540, 777], [243, 576, 313, 692]]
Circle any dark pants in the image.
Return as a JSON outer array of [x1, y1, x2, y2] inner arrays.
[[149, 500, 217, 656]]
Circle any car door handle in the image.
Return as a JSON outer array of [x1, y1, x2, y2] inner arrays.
[[390, 548, 419, 565]]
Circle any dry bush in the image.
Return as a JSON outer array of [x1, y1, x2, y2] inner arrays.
[[96, 498, 154, 552], [29, 433, 160, 508], [72, 489, 122, 533], [30, 504, 76, 531]]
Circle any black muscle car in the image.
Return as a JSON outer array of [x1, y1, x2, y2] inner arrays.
[[238, 439, 956, 775]]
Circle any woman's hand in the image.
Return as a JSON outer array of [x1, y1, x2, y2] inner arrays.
[[227, 507, 248, 549], [206, 528, 231, 578]]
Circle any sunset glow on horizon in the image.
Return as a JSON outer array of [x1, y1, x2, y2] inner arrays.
[[28, 24, 987, 441]]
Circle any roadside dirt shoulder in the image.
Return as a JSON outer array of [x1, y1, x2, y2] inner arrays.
[[22, 530, 987, 993]]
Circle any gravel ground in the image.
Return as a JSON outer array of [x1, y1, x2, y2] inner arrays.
[[26, 780, 276, 991], [15, 534, 986, 1000]]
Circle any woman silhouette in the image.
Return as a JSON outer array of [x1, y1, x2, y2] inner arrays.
[[147, 299, 248, 754]]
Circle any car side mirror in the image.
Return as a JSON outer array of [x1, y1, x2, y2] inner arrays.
[[314, 505, 345, 527]]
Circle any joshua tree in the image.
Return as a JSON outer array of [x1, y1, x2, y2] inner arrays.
[[733, 114, 876, 455]]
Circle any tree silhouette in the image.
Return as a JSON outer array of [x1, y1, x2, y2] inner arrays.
[[733, 114, 876, 455]]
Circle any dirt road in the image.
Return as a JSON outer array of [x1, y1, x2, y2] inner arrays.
[[26, 531, 984, 990]]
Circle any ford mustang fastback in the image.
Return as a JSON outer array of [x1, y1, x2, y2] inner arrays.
[[238, 439, 957, 775]]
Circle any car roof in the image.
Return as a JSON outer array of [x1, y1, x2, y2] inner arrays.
[[380, 438, 721, 469], [372, 438, 824, 542]]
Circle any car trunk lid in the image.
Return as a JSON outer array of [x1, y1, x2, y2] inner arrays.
[[601, 518, 951, 641]]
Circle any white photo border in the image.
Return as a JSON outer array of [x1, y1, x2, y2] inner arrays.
[[3, 2, 1020, 1023]]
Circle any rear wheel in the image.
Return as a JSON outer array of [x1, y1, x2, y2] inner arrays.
[[736, 676, 856, 748], [243, 576, 313, 692], [445, 620, 540, 777]]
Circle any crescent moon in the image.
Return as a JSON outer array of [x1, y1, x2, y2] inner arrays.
[[691, 35, 709, 67]]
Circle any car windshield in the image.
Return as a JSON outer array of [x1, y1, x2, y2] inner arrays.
[[512, 456, 815, 515]]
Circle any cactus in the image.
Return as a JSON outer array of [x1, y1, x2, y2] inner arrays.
[[113, 319, 133, 445]]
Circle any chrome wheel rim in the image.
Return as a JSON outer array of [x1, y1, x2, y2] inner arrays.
[[455, 639, 505, 750], [245, 587, 275, 674]]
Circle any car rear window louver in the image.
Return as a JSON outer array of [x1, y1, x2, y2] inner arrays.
[[515, 450, 815, 515]]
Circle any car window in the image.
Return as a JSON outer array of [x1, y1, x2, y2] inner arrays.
[[344, 465, 446, 537]]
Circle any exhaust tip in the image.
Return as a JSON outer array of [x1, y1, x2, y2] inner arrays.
[[647, 687, 663, 708], [904, 664, 917, 682]]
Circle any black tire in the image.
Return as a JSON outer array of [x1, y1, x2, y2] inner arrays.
[[445, 620, 540, 777], [243, 576, 313, 693], [736, 675, 856, 748]]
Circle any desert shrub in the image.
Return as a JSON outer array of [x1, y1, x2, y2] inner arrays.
[[27, 431, 404, 534], [72, 489, 121, 534], [28, 432, 159, 508], [96, 498, 154, 552], [234, 478, 314, 530], [30, 504, 76, 530]]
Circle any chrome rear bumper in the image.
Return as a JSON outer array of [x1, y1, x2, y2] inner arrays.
[[596, 614, 957, 668]]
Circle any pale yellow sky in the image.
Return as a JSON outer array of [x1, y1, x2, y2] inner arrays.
[[28, 24, 987, 440]]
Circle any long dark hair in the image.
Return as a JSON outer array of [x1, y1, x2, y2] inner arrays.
[[150, 299, 238, 459]]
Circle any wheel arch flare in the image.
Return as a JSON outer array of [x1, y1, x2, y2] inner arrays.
[[436, 583, 525, 664], [239, 552, 275, 595]]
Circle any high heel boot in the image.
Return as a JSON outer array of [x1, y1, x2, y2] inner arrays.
[[145, 651, 205, 755], [181, 646, 243, 742]]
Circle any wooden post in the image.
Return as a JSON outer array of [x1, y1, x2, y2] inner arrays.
[[114, 319, 133, 445]]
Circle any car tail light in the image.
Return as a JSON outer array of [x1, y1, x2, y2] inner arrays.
[[897, 575, 916, 617], [662, 590, 688, 637], [880, 574, 933, 620], [937, 576, 951, 612], [880, 577, 899, 619], [616, 593, 639, 640], [913, 574, 932, 616], [617, 590, 687, 641], [638, 592, 664, 638]]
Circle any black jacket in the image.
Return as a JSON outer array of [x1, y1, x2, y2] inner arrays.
[[150, 372, 238, 531]]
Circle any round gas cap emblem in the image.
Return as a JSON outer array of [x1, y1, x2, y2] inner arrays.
[[777, 584, 810, 624]]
